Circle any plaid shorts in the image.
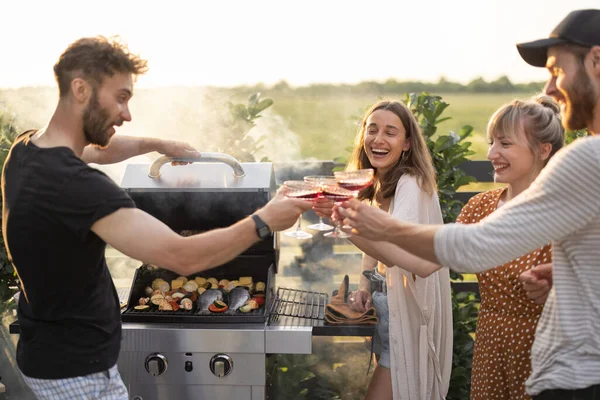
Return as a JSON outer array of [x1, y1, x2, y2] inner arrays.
[[21, 365, 128, 400]]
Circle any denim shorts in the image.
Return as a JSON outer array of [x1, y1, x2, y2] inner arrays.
[[370, 268, 390, 369], [21, 364, 128, 400]]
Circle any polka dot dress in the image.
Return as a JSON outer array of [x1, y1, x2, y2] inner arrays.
[[456, 188, 550, 400]]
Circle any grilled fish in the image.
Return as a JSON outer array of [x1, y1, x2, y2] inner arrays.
[[198, 289, 224, 312], [226, 287, 251, 313]]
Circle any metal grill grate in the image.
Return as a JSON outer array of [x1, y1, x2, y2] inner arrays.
[[268, 287, 328, 321]]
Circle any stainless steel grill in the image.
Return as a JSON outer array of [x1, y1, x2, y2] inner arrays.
[[116, 154, 350, 400], [6, 154, 374, 400]]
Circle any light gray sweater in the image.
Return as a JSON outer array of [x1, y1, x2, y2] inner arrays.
[[434, 136, 600, 395]]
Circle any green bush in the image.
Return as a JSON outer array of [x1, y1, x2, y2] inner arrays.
[[221, 92, 273, 162]]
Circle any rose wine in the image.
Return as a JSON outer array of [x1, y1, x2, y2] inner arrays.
[[287, 191, 320, 200], [322, 191, 353, 201], [338, 179, 373, 192]]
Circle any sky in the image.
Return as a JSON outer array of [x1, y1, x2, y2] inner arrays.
[[1, 0, 598, 89]]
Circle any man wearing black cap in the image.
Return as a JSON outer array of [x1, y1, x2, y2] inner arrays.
[[334, 8, 600, 400]]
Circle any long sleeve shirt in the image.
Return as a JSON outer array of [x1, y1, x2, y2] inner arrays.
[[434, 136, 600, 395]]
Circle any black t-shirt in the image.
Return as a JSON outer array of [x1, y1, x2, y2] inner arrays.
[[1, 131, 135, 379]]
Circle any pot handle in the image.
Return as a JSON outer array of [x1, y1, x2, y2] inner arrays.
[[148, 152, 246, 178]]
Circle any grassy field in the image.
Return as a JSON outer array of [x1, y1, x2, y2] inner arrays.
[[269, 92, 540, 160], [1, 88, 541, 161]]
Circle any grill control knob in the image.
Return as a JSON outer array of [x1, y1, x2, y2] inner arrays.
[[145, 353, 168, 376], [209, 354, 233, 377]]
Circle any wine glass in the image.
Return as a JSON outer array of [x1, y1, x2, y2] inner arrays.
[[333, 169, 375, 195], [331, 169, 375, 236], [321, 184, 354, 239], [303, 175, 336, 231], [282, 180, 319, 239]]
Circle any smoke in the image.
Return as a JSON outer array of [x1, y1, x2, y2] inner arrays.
[[247, 109, 302, 162], [0, 86, 307, 183]]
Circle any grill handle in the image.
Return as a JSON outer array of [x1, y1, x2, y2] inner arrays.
[[148, 153, 246, 178]]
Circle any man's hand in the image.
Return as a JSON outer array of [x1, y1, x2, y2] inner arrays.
[[519, 263, 553, 305], [335, 198, 395, 241], [348, 289, 372, 312], [82, 136, 200, 165], [157, 140, 201, 166], [256, 187, 314, 232]]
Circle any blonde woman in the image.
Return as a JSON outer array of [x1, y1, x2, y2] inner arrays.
[[345, 100, 453, 400], [456, 95, 564, 400]]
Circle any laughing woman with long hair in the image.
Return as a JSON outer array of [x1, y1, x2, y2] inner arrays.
[[345, 100, 453, 400]]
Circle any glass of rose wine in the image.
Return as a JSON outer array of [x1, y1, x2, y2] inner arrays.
[[333, 169, 375, 195], [321, 184, 355, 238], [282, 180, 320, 239], [303, 175, 336, 231], [331, 169, 375, 236]]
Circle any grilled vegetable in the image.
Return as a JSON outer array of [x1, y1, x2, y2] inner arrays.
[[208, 300, 228, 313], [218, 279, 230, 288], [171, 292, 185, 300], [207, 277, 218, 286], [159, 302, 173, 311], [194, 277, 207, 287], [151, 279, 170, 293], [246, 299, 259, 310], [239, 276, 253, 286], [180, 298, 193, 311], [151, 298, 168, 307], [138, 297, 150, 305], [169, 301, 180, 311], [255, 281, 266, 293], [212, 300, 227, 309], [238, 304, 253, 313], [134, 305, 150, 311], [197, 287, 207, 296], [224, 281, 238, 292], [182, 281, 199, 292], [176, 276, 189, 284], [151, 293, 165, 301], [250, 295, 265, 306], [144, 286, 154, 296], [171, 279, 184, 290]]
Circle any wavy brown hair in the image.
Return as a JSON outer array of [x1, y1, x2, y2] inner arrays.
[[54, 36, 148, 97], [347, 100, 437, 201]]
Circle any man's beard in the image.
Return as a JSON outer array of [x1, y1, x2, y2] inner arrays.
[[563, 66, 596, 131], [82, 90, 113, 148]]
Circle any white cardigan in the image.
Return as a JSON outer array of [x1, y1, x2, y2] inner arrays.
[[385, 174, 453, 400]]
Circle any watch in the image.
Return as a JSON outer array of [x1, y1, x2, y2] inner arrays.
[[251, 214, 271, 239]]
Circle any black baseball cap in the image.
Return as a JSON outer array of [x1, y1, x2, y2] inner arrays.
[[517, 9, 600, 67]]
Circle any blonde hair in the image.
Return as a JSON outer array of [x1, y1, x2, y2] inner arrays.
[[347, 100, 437, 201], [486, 95, 565, 167]]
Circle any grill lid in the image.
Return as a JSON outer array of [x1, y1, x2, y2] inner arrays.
[[120, 155, 278, 254]]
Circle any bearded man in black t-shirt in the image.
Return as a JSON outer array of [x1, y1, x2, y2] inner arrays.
[[1, 36, 314, 400]]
